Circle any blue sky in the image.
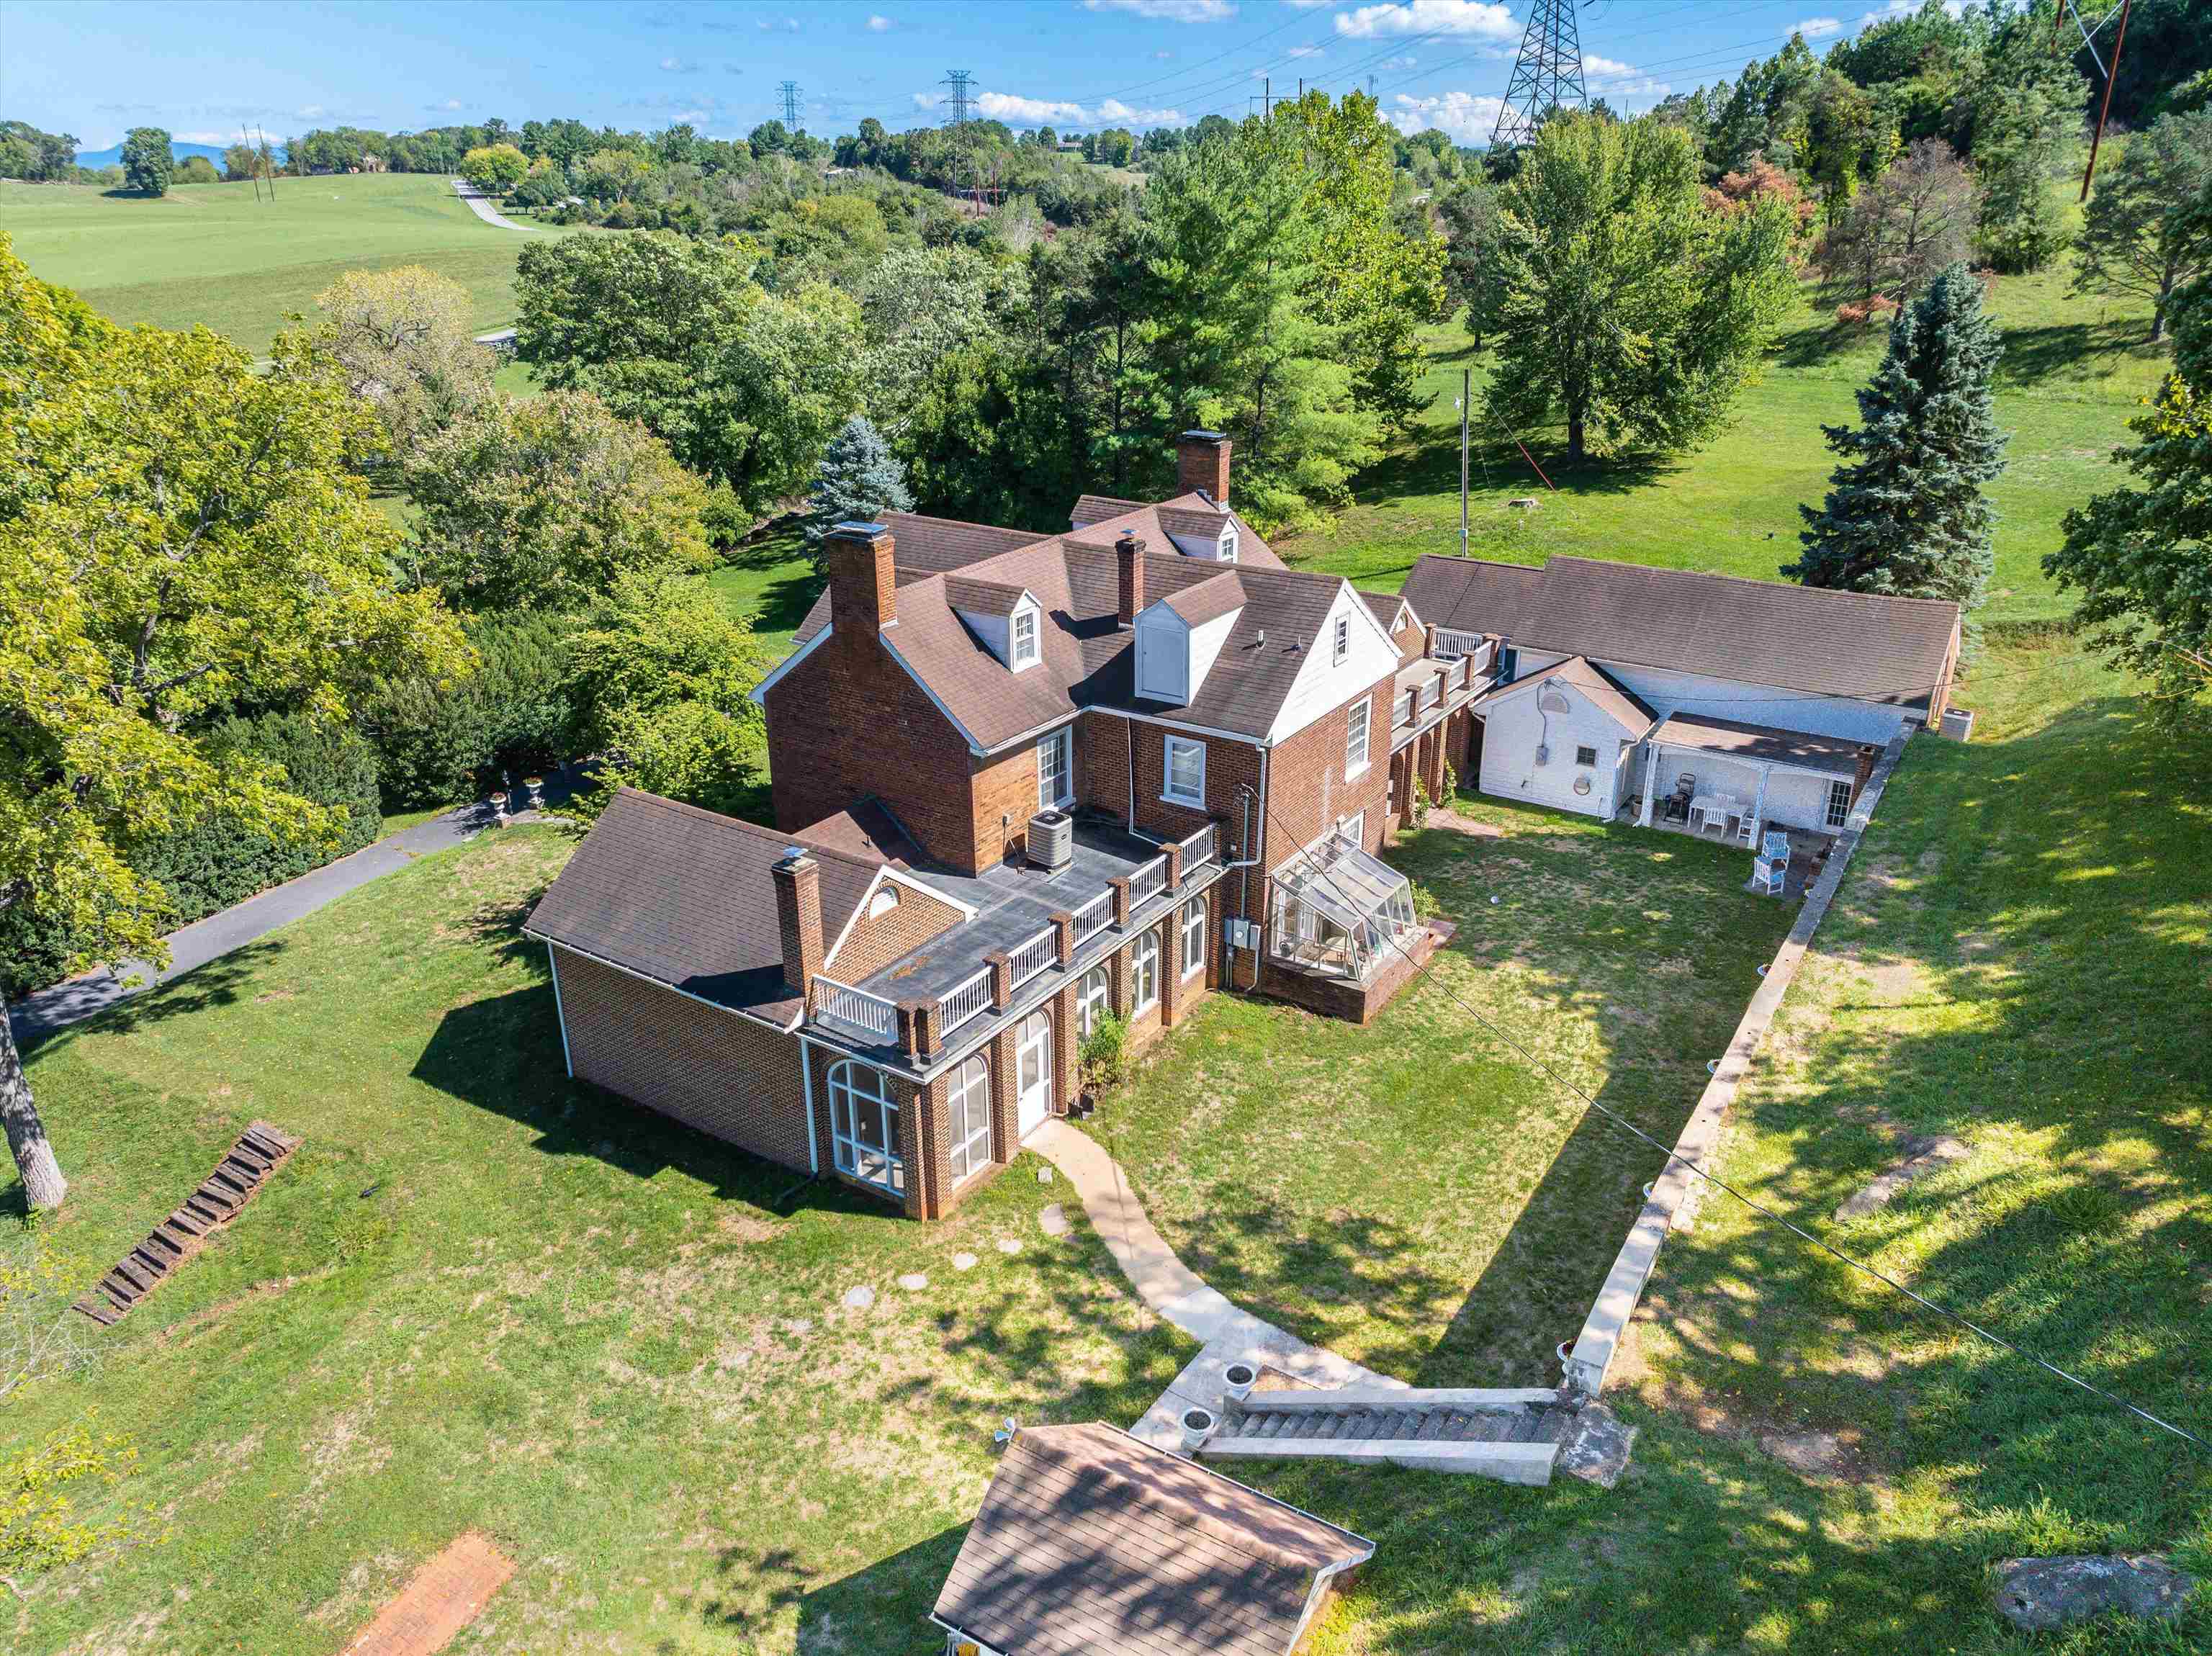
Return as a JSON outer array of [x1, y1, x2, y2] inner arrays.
[[4, 0, 1917, 153]]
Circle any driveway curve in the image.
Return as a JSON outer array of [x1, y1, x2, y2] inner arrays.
[[450, 178, 528, 232]]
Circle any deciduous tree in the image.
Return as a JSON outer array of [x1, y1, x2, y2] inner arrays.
[[2073, 110, 2212, 343], [1817, 138, 1979, 309], [119, 127, 171, 196], [284, 264, 494, 456], [0, 245, 467, 1207], [460, 142, 528, 193], [1791, 261, 2007, 616]]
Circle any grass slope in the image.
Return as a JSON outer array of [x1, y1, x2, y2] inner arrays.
[[0, 173, 569, 354], [6, 827, 1187, 1652], [1276, 265, 2168, 626]]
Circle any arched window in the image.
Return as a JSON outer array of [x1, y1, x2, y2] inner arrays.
[[1130, 930, 1159, 1014], [946, 1053, 992, 1183], [1076, 965, 1112, 1039], [827, 1060, 902, 1196], [1180, 899, 1207, 980]]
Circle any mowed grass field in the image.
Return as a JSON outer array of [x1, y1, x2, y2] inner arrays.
[[0, 171, 569, 354], [1275, 262, 2169, 626]]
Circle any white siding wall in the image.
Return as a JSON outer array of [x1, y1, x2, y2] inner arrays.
[[1269, 585, 1402, 743], [1632, 742, 1845, 832], [956, 606, 1012, 665], [1134, 606, 1190, 702], [1188, 608, 1241, 697], [1478, 683, 1629, 819]]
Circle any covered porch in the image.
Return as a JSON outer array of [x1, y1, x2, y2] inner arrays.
[[1627, 714, 1874, 845]]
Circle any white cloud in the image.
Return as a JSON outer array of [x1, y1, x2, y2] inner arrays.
[[757, 14, 801, 29], [1794, 16, 1843, 37], [1284, 0, 1336, 9], [1337, 1, 1517, 39], [1082, 0, 1238, 20], [1154, 48, 1175, 58], [1380, 54, 1418, 69], [174, 130, 231, 144], [912, 91, 943, 108], [971, 90, 1182, 127], [436, 97, 464, 112], [295, 104, 325, 120], [1583, 54, 1636, 77], [867, 13, 893, 29], [1388, 89, 1506, 143], [660, 55, 701, 72]]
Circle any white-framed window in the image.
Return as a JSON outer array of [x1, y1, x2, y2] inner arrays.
[[1826, 778, 1853, 829], [1345, 697, 1371, 778], [1219, 526, 1238, 563], [1163, 735, 1205, 806], [1076, 964, 1112, 1038], [1038, 726, 1072, 809], [827, 1060, 903, 1195], [1180, 899, 1206, 979], [867, 886, 900, 919], [1332, 614, 1350, 665], [1011, 604, 1040, 669], [1336, 811, 1365, 847], [1130, 930, 1159, 1013], [946, 1053, 993, 1183], [1575, 744, 1598, 768]]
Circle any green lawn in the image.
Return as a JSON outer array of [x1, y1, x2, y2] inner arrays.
[[707, 523, 819, 663], [6, 826, 1187, 1652], [1090, 801, 1796, 1387], [1275, 263, 2170, 626], [0, 172, 571, 355]]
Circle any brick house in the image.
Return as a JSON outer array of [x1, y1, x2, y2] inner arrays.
[[523, 434, 1480, 1219]]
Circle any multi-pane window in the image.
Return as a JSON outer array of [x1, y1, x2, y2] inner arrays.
[[1345, 698, 1371, 776], [1038, 726, 1072, 809], [1077, 965, 1112, 1038], [947, 1053, 993, 1182], [1130, 931, 1159, 1013], [1012, 606, 1039, 667], [1575, 744, 1598, 768], [1164, 736, 1205, 806], [1826, 778, 1853, 829], [1333, 615, 1350, 664], [827, 1061, 902, 1195], [1180, 900, 1206, 979]]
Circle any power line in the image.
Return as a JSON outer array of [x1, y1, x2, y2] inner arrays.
[[940, 68, 974, 131], [1250, 794, 2212, 1456], [778, 80, 803, 130], [1495, 0, 1588, 146]]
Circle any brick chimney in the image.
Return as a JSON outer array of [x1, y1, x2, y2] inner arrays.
[[772, 846, 824, 1001], [1177, 429, 1231, 504], [825, 521, 896, 634], [1116, 532, 1146, 626]]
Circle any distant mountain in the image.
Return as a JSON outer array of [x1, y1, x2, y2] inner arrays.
[[73, 138, 285, 169]]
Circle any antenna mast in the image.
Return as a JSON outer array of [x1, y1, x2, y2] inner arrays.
[[1492, 0, 1586, 148]]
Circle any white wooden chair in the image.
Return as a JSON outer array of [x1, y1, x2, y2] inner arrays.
[[1735, 813, 1758, 847]]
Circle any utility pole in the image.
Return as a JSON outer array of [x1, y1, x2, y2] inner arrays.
[[1493, 0, 1586, 148], [1264, 77, 1270, 118], [941, 68, 974, 131], [240, 126, 261, 202], [1458, 368, 1471, 558], [778, 80, 803, 130]]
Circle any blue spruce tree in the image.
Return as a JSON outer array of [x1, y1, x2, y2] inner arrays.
[[805, 414, 913, 570], [1788, 263, 2008, 621]]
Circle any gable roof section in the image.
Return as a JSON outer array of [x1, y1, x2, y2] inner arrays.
[[1398, 555, 1543, 637], [943, 575, 1032, 617], [932, 1423, 1370, 1656], [1071, 492, 1146, 528], [523, 789, 880, 1025], [1478, 654, 1658, 737], [1160, 570, 1246, 626], [880, 510, 1051, 572], [1519, 557, 1961, 708], [1066, 493, 1287, 572]]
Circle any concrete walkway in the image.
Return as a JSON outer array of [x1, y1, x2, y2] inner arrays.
[[449, 177, 527, 231], [1030, 1120, 1399, 1452], [10, 800, 508, 1046]]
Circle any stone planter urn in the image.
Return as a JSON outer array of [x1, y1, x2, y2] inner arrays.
[[487, 791, 509, 824], [519, 775, 544, 810], [1178, 1406, 1216, 1452], [1222, 1362, 1258, 1403]]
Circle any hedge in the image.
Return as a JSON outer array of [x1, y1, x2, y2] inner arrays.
[[364, 611, 574, 809]]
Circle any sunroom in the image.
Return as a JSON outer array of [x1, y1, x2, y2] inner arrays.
[[1267, 828, 1419, 983]]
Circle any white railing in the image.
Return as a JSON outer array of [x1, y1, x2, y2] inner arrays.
[[1395, 688, 1418, 728], [1009, 924, 1058, 989], [1425, 675, 1444, 709], [1177, 820, 1218, 873], [813, 976, 898, 1043], [1437, 628, 1487, 660], [937, 967, 994, 1035], [1128, 855, 1167, 910], [1071, 888, 1115, 945]]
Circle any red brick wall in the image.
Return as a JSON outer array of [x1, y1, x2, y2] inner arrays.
[[826, 880, 966, 981], [554, 949, 811, 1174], [1260, 687, 1394, 870], [970, 739, 1046, 870]]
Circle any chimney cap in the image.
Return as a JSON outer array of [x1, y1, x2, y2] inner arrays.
[[1115, 531, 1146, 552], [830, 520, 889, 539], [778, 844, 813, 865], [1179, 428, 1227, 444]]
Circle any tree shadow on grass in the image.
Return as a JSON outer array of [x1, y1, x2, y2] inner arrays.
[[1992, 317, 2166, 388], [16, 941, 276, 1054]]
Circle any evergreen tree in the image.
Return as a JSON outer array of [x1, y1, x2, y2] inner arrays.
[[805, 414, 913, 564], [1789, 261, 2007, 619]]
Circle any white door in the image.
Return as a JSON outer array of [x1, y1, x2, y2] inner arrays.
[[1015, 1009, 1053, 1138]]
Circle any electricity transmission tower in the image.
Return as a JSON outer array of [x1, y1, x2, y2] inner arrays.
[[940, 69, 974, 130], [1492, 0, 1586, 148], [778, 81, 803, 129]]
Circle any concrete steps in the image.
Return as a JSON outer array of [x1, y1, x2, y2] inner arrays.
[[1197, 1386, 1573, 1486]]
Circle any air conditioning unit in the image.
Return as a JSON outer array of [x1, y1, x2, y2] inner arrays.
[[1027, 809, 1074, 870], [1939, 706, 1975, 743]]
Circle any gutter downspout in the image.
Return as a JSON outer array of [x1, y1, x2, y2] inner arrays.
[[547, 942, 573, 1077], [1228, 748, 1269, 991], [799, 1035, 819, 1176], [1124, 711, 1136, 833]]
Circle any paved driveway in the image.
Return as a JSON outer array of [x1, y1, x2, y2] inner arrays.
[[450, 177, 527, 231]]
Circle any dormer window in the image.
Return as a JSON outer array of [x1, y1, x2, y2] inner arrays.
[[1333, 616, 1350, 665], [1011, 605, 1039, 670], [1218, 525, 1238, 563]]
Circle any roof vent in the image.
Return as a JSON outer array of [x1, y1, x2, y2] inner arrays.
[[1027, 809, 1074, 871]]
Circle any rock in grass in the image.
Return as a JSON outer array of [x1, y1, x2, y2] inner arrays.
[[1558, 1403, 1636, 1488], [996, 1238, 1022, 1255], [1994, 1555, 2195, 1633], [842, 1285, 875, 1310], [1038, 1203, 1069, 1237], [897, 1272, 928, 1291], [952, 1252, 978, 1272]]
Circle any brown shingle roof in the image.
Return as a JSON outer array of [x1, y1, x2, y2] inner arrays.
[[1650, 713, 1867, 777], [522, 789, 880, 1024], [943, 574, 1031, 617], [1161, 570, 1246, 626], [1519, 556, 1960, 708], [1398, 554, 1542, 636], [880, 510, 1053, 571], [1475, 654, 1658, 737], [1072, 493, 1146, 527], [1157, 503, 1231, 543], [932, 1423, 1370, 1656]]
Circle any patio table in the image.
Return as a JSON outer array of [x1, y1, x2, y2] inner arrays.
[[1688, 793, 1743, 834]]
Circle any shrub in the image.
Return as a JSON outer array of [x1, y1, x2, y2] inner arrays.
[[1078, 1014, 1129, 1097], [364, 611, 575, 809]]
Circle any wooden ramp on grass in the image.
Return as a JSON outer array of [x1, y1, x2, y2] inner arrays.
[[343, 1532, 516, 1656], [71, 1122, 301, 1326]]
